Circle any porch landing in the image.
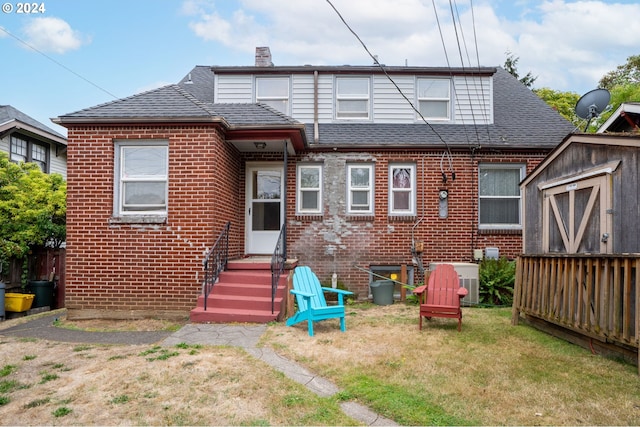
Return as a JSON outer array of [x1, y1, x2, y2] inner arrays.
[[189, 257, 297, 324]]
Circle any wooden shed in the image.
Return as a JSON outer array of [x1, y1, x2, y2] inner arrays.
[[513, 132, 640, 371]]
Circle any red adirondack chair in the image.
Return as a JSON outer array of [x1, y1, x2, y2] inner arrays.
[[413, 263, 468, 332]]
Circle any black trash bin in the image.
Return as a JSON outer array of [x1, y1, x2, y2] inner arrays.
[[28, 280, 55, 309], [371, 280, 394, 305]]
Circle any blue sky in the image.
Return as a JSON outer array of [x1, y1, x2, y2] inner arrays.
[[1, 0, 639, 136]]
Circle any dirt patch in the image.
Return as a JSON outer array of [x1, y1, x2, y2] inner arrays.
[[56, 317, 184, 332]]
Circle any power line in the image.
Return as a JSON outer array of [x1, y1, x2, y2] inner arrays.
[[324, 0, 455, 178], [0, 26, 119, 100]]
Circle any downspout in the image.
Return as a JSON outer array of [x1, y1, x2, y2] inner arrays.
[[314, 70, 319, 143]]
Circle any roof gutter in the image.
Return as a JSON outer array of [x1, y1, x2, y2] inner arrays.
[[0, 120, 67, 146], [52, 116, 230, 128]]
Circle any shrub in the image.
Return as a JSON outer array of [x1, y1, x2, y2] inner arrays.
[[479, 258, 515, 306], [0, 152, 66, 283]]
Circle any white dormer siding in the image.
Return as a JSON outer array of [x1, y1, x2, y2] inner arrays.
[[213, 71, 493, 125], [453, 75, 493, 125]]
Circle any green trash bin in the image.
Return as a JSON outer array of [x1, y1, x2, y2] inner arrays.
[[371, 280, 394, 305], [28, 280, 55, 309], [0, 281, 5, 319]]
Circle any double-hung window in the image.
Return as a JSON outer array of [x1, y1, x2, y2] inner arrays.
[[389, 164, 416, 215], [10, 135, 49, 172], [336, 77, 370, 119], [417, 78, 451, 120], [297, 164, 323, 214], [114, 141, 168, 216], [347, 164, 373, 214], [256, 77, 290, 115], [478, 164, 524, 229]]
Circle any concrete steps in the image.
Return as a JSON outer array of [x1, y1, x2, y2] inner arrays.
[[189, 260, 291, 323]]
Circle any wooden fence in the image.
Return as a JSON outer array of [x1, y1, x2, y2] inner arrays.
[[512, 254, 639, 370]]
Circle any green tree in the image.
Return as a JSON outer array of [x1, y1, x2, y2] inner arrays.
[[533, 87, 581, 127], [599, 54, 640, 90], [0, 152, 66, 282], [504, 50, 537, 88]]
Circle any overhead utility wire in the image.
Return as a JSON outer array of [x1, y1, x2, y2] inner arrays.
[[469, 0, 493, 145], [325, 0, 455, 179], [428, 0, 456, 178], [0, 26, 119, 100], [450, 0, 484, 147]]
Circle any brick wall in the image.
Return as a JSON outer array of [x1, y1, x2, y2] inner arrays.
[[65, 124, 241, 318], [286, 149, 547, 297], [64, 124, 549, 313]]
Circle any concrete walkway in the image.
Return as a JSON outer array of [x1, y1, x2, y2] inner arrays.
[[163, 323, 397, 426], [1, 313, 397, 426]]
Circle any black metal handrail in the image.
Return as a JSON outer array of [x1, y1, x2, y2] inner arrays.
[[202, 222, 230, 311], [270, 223, 287, 314]]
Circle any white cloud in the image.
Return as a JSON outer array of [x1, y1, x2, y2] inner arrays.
[[22, 17, 88, 54], [182, 0, 640, 93]]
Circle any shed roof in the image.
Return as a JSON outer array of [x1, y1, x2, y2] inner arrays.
[[520, 132, 640, 188]]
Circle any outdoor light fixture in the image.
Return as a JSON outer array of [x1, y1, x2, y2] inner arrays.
[[254, 142, 267, 149]]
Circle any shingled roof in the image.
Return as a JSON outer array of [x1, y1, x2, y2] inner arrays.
[[55, 81, 299, 129], [55, 65, 574, 150], [303, 68, 574, 149]]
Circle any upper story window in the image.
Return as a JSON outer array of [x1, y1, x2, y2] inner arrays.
[[417, 78, 451, 120], [389, 164, 416, 215], [256, 77, 289, 115], [347, 164, 373, 214], [296, 164, 323, 215], [114, 140, 168, 216], [10, 135, 49, 172], [478, 164, 524, 229], [336, 77, 370, 120]]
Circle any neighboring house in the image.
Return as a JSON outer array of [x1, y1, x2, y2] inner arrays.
[[0, 105, 67, 178], [54, 47, 574, 321], [597, 102, 640, 133]]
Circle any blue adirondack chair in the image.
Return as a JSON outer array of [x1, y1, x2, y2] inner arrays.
[[286, 266, 354, 336]]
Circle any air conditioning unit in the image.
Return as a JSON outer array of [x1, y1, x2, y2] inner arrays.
[[429, 262, 479, 306]]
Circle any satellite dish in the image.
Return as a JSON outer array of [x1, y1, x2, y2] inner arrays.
[[575, 88, 610, 131]]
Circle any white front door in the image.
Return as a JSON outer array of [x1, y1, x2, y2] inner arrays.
[[246, 164, 284, 254]]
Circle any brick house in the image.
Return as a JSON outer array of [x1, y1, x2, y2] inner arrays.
[[54, 48, 573, 321]]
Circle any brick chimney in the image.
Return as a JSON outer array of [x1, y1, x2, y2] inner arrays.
[[255, 46, 273, 67]]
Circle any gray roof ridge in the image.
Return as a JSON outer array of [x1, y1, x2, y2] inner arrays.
[[169, 84, 217, 116], [61, 84, 215, 118], [254, 102, 300, 124]]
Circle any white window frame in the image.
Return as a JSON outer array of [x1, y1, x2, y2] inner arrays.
[[256, 77, 290, 115], [417, 78, 451, 121], [296, 164, 323, 215], [10, 134, 49, 172], [478, 163, 525, 229], [389, 163, 416, 216], [114, 140, 169, 217], [347, 164, 374, 214], [335, 76, 370, 120]]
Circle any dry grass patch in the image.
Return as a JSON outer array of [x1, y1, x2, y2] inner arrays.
[[0, 336, 357, 426], [262, 303, 640, 425]]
